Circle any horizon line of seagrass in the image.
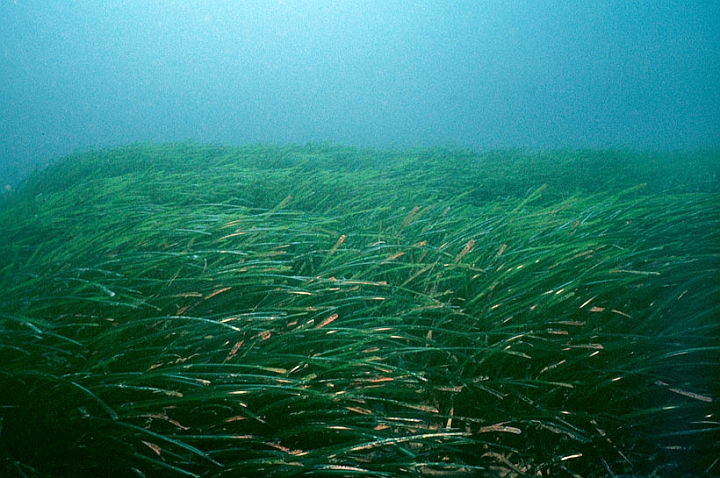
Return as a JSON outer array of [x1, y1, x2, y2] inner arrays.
[[7, 144, 717, 206]]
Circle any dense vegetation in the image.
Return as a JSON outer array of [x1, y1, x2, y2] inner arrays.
[[1, 144, 718, 477]]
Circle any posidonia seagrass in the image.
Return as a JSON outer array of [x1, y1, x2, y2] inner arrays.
[[1, 144, 718, 477]]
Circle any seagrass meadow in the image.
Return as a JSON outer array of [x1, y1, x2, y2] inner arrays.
[[0, 144, 718, 477]]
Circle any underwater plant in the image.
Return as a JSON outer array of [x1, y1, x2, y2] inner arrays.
[[0, 144, 718, 477]]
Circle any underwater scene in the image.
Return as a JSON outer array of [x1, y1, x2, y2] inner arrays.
[[2, 1, 720, 477], [0, 144, 718, 477]]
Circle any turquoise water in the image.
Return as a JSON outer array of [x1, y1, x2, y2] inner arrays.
[[1, 1, 719, 188]]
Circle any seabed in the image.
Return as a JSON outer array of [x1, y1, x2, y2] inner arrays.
[[0, 144, 718, 477]]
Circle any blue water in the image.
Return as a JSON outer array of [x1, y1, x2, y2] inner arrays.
[[1, 0, 719, 187]]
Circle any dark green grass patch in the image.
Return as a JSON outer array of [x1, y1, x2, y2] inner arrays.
[[1, 144, 718, 477]]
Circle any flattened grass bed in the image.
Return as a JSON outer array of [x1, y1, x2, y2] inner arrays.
[[1, 144, 718, 477]]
